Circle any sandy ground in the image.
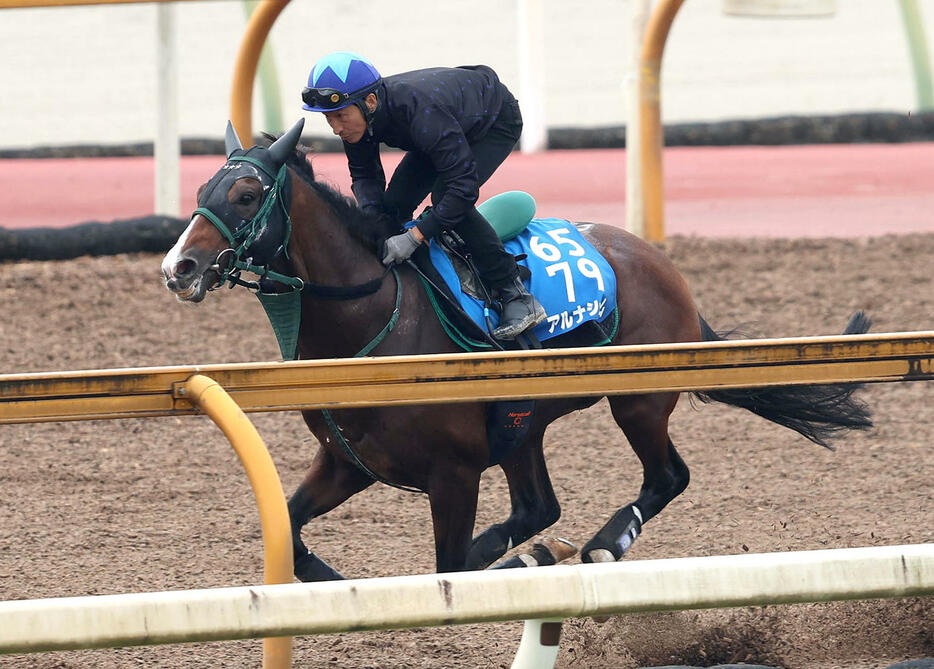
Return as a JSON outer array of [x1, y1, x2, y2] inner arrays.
[[0, 232, 932, 668]]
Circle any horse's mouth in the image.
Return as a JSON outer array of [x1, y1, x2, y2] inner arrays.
[[167, 269, 219, 303], [174, 281, 201, 301], [165, 268, 220, 302], [166, 276, 203, 303]]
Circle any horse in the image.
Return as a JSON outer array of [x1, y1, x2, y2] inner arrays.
[[161, 119, 872, 581]]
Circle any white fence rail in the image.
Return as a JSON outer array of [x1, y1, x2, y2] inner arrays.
[[1, 544, 932, 654]]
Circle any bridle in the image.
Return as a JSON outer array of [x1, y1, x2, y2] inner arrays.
[[194, 152, 396, 300], [193, 155, 304, 293], [188, 138, 399, 362]]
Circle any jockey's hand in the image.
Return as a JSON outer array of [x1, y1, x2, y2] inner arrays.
[[381, 228, 422, 266]]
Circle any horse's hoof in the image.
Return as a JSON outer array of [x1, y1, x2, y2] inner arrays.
[[536, 537, 578, 564], [466, 528, 510, 570], [294, 552, 345, 582], [585, 548, 616, 563], [488, 536, 579, 570]]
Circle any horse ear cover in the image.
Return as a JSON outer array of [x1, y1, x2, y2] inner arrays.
[[268, 118, 305, 166], [225, 121, 243, 157]]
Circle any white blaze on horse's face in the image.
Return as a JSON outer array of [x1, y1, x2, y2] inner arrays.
[[161, 218, 202, 301], [161, 213, 228, 303], [162, 176, 265, 303]]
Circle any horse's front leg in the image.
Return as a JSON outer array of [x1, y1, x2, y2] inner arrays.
[[465, 430, 561, 570], [428, 463, 482, 573], [288, 447, 374, 582]]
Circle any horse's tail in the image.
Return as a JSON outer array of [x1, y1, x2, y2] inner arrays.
[[692, 311, 873, 449]]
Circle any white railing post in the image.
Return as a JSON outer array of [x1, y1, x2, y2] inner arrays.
[[155, 2, 180, 217], [625, 0, 652, 237], [517, 0, 546, 153], [511, 618, 563, 669]]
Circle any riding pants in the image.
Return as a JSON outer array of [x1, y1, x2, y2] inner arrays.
[[383, 98, 524, 287]]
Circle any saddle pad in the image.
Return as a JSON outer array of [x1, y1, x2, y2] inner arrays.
[[427, 218, 617, 341]]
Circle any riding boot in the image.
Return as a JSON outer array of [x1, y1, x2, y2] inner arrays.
[[492, 275, 547, 340]]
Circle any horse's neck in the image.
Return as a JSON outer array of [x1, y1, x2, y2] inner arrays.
[[286, 181, 381, 287], [285, 176, 397, 358]]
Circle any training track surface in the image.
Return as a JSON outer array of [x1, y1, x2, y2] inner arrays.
[[2, 143, 932, 236], [1, 142, 932, 667], [1, 234, 932, 668]]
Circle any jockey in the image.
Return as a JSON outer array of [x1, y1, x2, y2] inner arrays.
[[301, 51, 546, 340]]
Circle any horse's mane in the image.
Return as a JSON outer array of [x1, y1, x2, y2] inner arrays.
[[259, 133, 396, 253]]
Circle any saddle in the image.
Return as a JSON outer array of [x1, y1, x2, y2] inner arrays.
[[439, 191, 536, 310], [410, 191, 619, 354]]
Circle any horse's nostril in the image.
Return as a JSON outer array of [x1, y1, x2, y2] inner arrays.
[[175, 258, 197, 278]]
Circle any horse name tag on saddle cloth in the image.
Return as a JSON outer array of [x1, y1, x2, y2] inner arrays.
[[428, 218, 617, 341]]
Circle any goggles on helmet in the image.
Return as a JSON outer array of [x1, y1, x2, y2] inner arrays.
[[301, 83, 376, 111]]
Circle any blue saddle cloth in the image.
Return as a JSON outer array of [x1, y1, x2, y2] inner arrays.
[[427, 217, 617, 341]]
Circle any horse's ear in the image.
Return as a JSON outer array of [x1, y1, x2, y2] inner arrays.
[[268, 118, 305, 166], [225, 121, 244, 157]]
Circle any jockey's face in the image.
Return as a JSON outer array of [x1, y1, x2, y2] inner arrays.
[[323, 105, 366, 143], [322, 93, 376, 144]]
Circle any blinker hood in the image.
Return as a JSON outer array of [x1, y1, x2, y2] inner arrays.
[[197, 119, 305, 266], [197, 148, 285, 265]]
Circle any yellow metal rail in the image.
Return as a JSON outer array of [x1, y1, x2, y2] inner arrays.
[[230, 0, 291, 143], [0, 4, 293, 668], [0, 0, 201, 7], [639, 0, 685, 243], [2, 332, 933, 425], [184, 375, 292, 668]]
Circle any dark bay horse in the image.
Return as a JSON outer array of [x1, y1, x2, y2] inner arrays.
[[161, 119, 871, 581]]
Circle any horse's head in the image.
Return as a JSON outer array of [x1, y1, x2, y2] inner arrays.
[[161, 118, 305, 302]]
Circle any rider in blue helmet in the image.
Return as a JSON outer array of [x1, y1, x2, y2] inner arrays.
[[301, 51, 545, 341], [301, 51, 382, 126]]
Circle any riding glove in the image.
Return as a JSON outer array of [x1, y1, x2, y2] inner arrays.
[[381, 229, 422, 266]]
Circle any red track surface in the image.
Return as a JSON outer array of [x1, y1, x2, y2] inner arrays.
[[2, 143, 932, 236]]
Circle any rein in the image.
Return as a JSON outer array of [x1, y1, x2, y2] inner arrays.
[[319, 266, 425, 495]]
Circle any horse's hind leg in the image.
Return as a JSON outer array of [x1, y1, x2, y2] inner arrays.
[[465, 430, 562, 570], [288, 447, 374, 581], [581, 393, 689, 563]]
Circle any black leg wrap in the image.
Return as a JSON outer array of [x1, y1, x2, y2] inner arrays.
[[581, 505, 643, 563], [294, 551, 345, 582], [466, 526, 511, 570], [489, 538, 578, 570], [490, 541, 557, 570], [490, 555, 530, 569]]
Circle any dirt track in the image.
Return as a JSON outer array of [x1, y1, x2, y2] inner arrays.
[[0, 234, 932, 668]]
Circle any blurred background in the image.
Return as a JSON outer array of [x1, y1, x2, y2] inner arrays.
[[1, 0, 931, 149], [0, 0, 931, 240]]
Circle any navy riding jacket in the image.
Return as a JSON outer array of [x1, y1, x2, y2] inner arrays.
[[343, 65, 511, 239]]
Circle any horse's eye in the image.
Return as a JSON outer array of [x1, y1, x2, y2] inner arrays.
[[239, 193, 255, 205]]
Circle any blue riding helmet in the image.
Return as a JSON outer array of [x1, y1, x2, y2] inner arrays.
[[301, 51, 381, 112]]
